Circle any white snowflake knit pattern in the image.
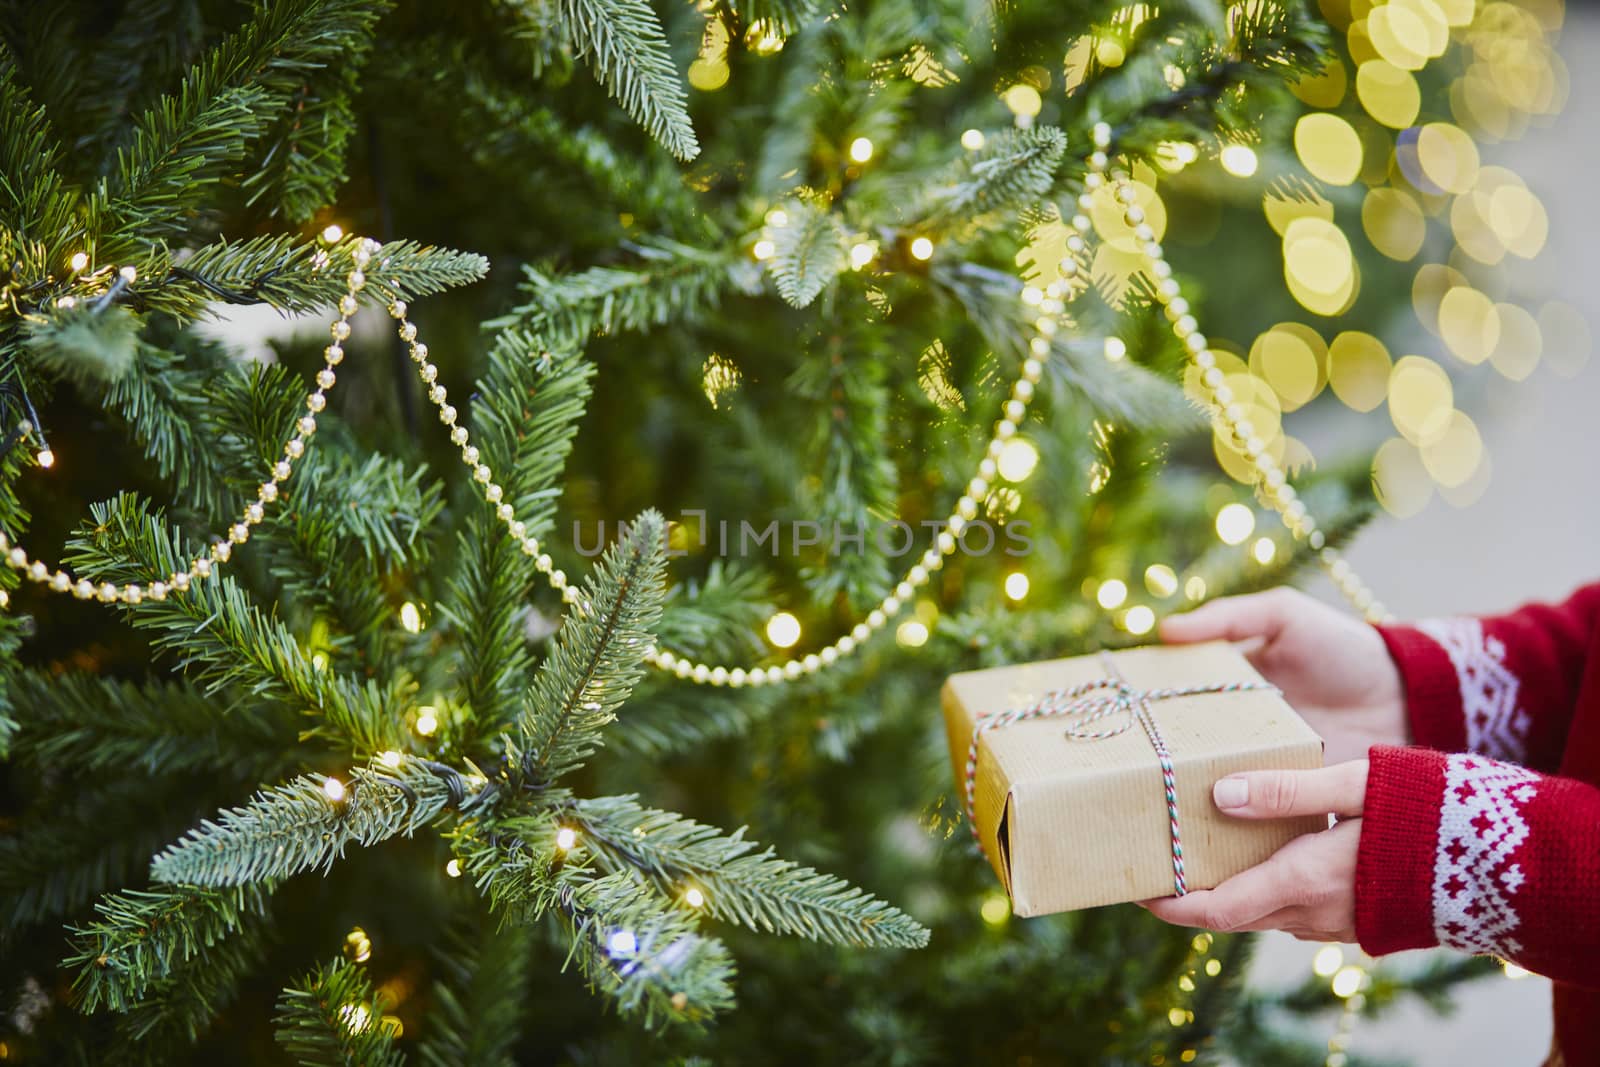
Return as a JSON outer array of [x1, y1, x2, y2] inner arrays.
[[1417, 617, 1532, 762], [1431, 753, 1538, 956]]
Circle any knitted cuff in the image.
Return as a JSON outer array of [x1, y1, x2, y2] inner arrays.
[[1355, 744, 1447, 956], [1375, 624, 1465, 752]]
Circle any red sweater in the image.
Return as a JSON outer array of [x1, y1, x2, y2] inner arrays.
[[1359, 583, 1600, 1065]]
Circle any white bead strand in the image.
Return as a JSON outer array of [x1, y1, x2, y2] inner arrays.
[[1085, 150, 1390, 624]]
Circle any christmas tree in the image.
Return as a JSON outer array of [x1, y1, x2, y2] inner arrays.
[[0, 0, 1566, 1062]]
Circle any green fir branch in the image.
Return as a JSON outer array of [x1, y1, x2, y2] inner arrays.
[[435, 335, 592, 734], [573, 795, 931, 948], [913, 126, 1067, 232], [0, 65, 76, 262], [496, 240, 734, 350], [274, 958, 404, 1067], [114, 908, 270, 1046], [517, 511, 667, 784], [21, 301, 141, 385], [241, 2, 393, 222], [67, 883, 273, 1015], [766, 199, 848, 308], [0, 775, 212, 929], [555, 870, 736, 1029], [150, 758, 456, 887], [416, 916, 533, 1067], [96, 0, 388, 260], [7, 670, 288, 777], [62, 494, 404, 752], [557, 0, 699, 161]]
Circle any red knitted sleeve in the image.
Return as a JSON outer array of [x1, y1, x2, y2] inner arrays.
[[1356, 745, 1600, 989], [1375, 583, 1600, 772]]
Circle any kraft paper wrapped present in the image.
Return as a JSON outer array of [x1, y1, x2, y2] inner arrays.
[[942, 641, 1325, 916]]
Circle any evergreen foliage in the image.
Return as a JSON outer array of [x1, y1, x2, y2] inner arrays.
[[274, 957, 405, 1067], [0, 0, 1500, 1061]]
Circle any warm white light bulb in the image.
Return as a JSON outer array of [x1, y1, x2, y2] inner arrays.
[[685, 887, 706, 908], [1004, 572, 1030, 601], [322, 777, 347, 802], [379, 750, 402, 769], [1219, 144, 1258, 178], [1097, 579, 1128, 610], [961, 129, 986, 151], [996, 439, 1039, 482], [322, 224, 344, 243], [415, 707, 439, 736], [608, 929, 638, 957], [69, 252, 88, 272], [399, 601, 423, 633], [849, 137, 874, 163], [1215, 503, 1256, 546], [766, 611, 802, 649], [752, 239, 776, 260], [910, 237, 934, 261], [36, 449, 54, 469], [555, 826, 578, 851]]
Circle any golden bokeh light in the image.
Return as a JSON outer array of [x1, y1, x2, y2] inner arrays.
[[1395, 0, 1452, 53], [1414, 123, 1480, 193], [1295, 113, 1363, 185], [1388, 355, 1454, 444], [1283, 217, 1358, 316], [1220, 144, 1259, 177], [1420, 409, 1484, 487], [1357, 60, 1422, 128], [1291, 56, 1349, 107], [1263, 184, 1334, 237], [1124, 605, 1156, 635], [1249, 323, 1326, 410], [1489, 302, 1542, 380], [1437, 286, 1500, 364], [1372, 436, 1434, 517], [1361, 187, 1427, 261], [1215, 504, 1256, 546], [1412, 263, 1469, 335], [1488, 183, 1548, 259], [1145, 564, 1179, 598], [1097, 578, 1128, 610], [1003, 84, 1043, 118], [1367, 3, 1430, 69], [1328, 331, 1394, 412]]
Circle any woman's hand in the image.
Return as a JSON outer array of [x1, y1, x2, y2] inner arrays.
[[1161, 588, 1409, 764], [1140, 762, 1367, 942]]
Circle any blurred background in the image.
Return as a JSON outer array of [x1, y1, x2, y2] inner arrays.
[[1255, 9, 1597, 1061]]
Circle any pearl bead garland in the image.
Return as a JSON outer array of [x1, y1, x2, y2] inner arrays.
[[1083, 125, 1390, 624], [0, 239, 387, 607], [6, 193, 1392, 690]]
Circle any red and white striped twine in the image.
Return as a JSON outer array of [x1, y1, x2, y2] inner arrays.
[[963, 652, 1276, 898]]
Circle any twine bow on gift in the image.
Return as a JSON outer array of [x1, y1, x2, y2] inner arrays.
[[964, 651, 1277, 897]]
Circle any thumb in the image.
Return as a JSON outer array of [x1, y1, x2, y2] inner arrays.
[[1159, 588, 1298, 645], [1211, 761, 1368, 820]]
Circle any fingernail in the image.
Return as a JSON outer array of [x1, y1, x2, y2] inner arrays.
[[1214, 777, 1249, 810]]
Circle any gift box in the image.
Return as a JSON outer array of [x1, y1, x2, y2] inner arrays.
[[942, 641, 1324, 916]]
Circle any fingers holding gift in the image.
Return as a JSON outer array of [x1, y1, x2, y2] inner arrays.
[[1211, 760, 1368, 820], [1158, 588, 1301, 646], [1140, 821, 1361, 941]]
